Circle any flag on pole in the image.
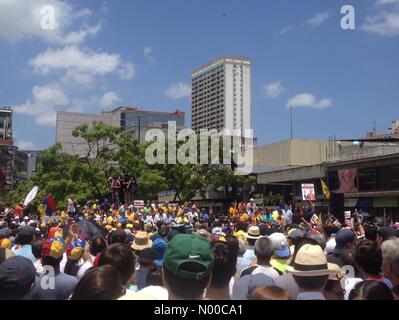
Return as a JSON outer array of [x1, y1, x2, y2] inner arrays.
[[320, 179, 331, 200], [42, 195, 57, 216]]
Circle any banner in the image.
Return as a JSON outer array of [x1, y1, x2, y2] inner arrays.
[[301, 183, 316, 201], [133, 200, 145, 208], [24, 186, 38, 206], [337, 168, 358, 193]]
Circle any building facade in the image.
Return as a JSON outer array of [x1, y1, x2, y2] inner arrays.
[[0, 108, 13, 146], [56, 107, 185, 157], [22, 150, 41, 179], [0, 108, 28, 195], [191, 56, 252, 139]]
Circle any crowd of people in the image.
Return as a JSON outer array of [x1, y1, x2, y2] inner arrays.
[[0, 197, 399, 300]]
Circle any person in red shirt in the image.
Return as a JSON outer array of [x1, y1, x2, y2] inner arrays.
[[14, 203, 24, 219]]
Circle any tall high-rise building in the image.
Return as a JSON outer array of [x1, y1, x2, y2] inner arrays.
[[191, 56, 252, 139]]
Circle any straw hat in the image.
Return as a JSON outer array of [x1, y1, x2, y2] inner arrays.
[[131, 231, 152, 251], [285, 244, 340, 277], [245, 225, 262, 240]]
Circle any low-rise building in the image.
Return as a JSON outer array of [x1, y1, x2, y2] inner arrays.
[[56, 107, 185, 157]]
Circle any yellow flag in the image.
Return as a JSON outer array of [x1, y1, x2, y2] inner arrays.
[[317, 213, 323, 225], [38, 204, 47, 216], [320, 179, 330, 200]]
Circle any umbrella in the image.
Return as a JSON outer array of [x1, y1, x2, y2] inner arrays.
[[78, 219, 107, 240]]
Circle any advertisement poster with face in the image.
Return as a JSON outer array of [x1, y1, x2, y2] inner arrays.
[[337, 168, 358, 193], [301, 183, 316, 201]]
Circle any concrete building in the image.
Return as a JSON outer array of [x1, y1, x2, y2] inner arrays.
[[0, 108, 13, 146], [22, 150, 41, 179], [254, 139, 339, 203], [0, 107, 28, 195], [191, 56, 252, 140], [254, 136, 399, 218], [56, 107, 185, 157]]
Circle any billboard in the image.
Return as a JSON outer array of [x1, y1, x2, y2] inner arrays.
[[337, 168, 358, 193], [301, 183, 316, 201]]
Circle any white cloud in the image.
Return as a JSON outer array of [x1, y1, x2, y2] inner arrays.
[[16, 140, 37, 150], [117, 62, 135, 80], [280, 25, 293, 35], [144, 46, 155, 62], [307, 12, 330, 27], [0, 0, 100, 44], [13, 84, 69, 126], [74, 8, 92, 18], [362, 0, 399, 36], [376, 0, 399, 6], [30, 46, 134, 80], [165, 83, 191, 99], [262, 81, 285, 98], [100, 91, 121, 108], [286, 93, 332, 109], [59, 23, 101, 45]]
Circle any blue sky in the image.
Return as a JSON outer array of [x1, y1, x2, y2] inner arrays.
[[0, 0, 398, 150]]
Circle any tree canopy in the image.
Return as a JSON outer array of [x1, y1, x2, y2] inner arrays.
[[3, 122, 257, 207]]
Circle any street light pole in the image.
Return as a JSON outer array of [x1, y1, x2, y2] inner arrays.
[[290, 105, 293, 140]]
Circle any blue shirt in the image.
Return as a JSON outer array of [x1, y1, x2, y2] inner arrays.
[[13, 244, 35, 263], [32, 271, 78, 300], [243, 246, 256, 263], [283, 210, 293, 224], [297, 291, 326, 300], [262, 214, 273, 222], [236, 256, 252, 277]]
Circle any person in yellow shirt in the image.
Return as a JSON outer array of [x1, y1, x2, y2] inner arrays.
[[229, 202, 238, 217], [272, 210, 279, 221], [252, 210, 263, 224], [60, 209, 68, 220], [177, 214, 189, 224], [239, 212, 249, 223]]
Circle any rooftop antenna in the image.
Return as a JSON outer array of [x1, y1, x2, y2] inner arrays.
[[373, 119, 377, 132]]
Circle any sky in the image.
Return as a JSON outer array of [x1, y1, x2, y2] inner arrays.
[[0, 0, 398, 150]]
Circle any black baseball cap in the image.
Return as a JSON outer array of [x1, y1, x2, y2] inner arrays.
[[334, 228, 356, 253], [0, 256, 36, 295], [138, 248, 157, 265], [18, 226, 36, 238]]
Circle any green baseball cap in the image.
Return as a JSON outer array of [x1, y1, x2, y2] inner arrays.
[[163, 233, 214, 280]]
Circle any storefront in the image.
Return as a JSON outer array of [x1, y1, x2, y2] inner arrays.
[[327, 153, 399, 219]]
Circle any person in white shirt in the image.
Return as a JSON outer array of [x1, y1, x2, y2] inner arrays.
[[246, 199, 257, 218], [67, 196, 76, 216], [154, 209, 166, 224]]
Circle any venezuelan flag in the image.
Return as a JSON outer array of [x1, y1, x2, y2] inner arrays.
[[42, 195, 57, 216]]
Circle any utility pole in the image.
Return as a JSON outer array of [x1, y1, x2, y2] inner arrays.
[[138, 115, 141, 143], [290, 105, 293, 140]]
